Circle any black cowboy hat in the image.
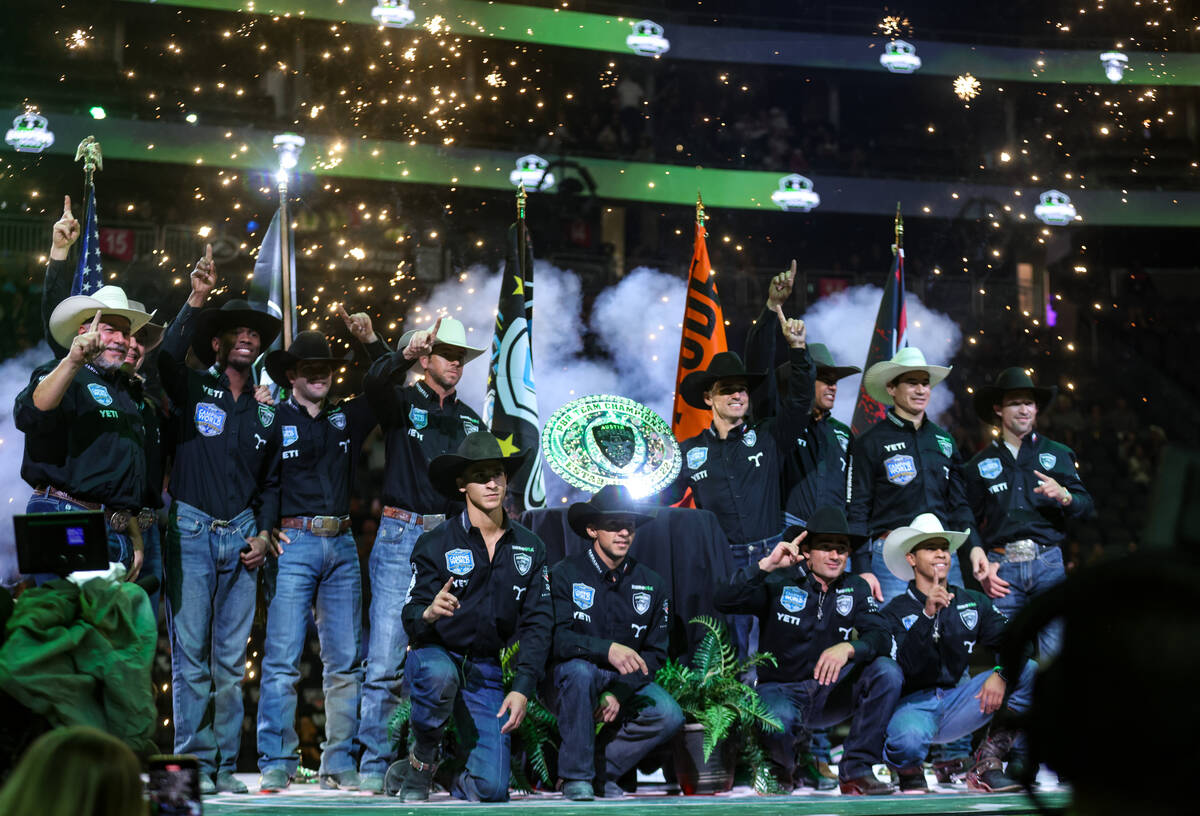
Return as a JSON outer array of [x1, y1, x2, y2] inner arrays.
[[678, 351, 767, 410], [190, 299, 282, 366], [775, 343, 860, 396], [264, 330, 345, 387], [428, 431, 528, 498], [782, 505, 865, 546], [567, 484, 657, 539], [973, 367, 1058, 426]]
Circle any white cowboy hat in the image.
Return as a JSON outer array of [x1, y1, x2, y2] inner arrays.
[[48, 286, 155, 350], [397, 316, 485, 363], [127, 299, 166, 351], [882, 513, 970, 581], [862, 347, 952, 406]]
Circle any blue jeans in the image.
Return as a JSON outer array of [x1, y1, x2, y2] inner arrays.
[[26, 493, 133, 580], [883, 660, 1037, 769], [547, 659, 684, 787], [358, 513, 424, 776], [258, 528, 364, 776], [988, 546, 1065, 658], [406, 646, 509, 802], [869, 536, 962, 605], [758, 658, 903, 781], [728, 535, 780, 664], [163, 500, 258, 776]]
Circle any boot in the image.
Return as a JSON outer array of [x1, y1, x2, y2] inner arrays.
[[397, 750, 439, 802], [932, 756, 969, 784], [895, 765, 929, 794], [967, 728, 1021, 793]]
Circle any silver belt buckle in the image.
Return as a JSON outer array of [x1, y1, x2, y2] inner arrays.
[[107, 509, 131, 533], [311, 515, 342, 536], [1005, 539, 1037, 562], [422, 514, 446, 530], [137, 509, 156, 531]]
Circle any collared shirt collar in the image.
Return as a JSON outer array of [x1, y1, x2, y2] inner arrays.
[[887, 409, 918, 431], [905, 581, 928, 604], [458, 508, 511, 535], [416, 379, 457, 405], [586, 546, 632, 586], [706, 420, 748, 439]]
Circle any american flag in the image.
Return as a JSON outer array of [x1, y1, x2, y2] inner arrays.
[[72, 185, 103, 296]]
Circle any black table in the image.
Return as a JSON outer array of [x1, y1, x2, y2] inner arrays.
[[518, 506, 735, 661]]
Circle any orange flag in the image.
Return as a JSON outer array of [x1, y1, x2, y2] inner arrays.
[[671, 214, 728, 443]]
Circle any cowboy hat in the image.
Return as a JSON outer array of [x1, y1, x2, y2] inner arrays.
[[264, 330, 344, 386], [882, 513, 969, 581], [567, 484, 656, 539], [775, 343, 860, 396], [972, 367, 1058, 426], [190, 300, 282, 366], [678, 351, 767, 410], [48, 285, 155, 349], [397, 316, 485, 364], [127, 299, 165, 351], [428, 431, 527, 498], [781, 505, 865, 547], [862, 347, 952, 406]]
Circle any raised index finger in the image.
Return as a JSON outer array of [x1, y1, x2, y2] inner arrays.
[[336, 302, 351, 321], [441, 577, 455, 594], [89, 309, 102, 333], [787, 258, 796, 282], [1033, 470, 1049, 481], [63, 194, 73, 218], [204, 243, 213, 263], [431, 316, 443, 339]]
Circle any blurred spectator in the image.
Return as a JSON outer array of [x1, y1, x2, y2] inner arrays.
[[0, 726, 146, 816]]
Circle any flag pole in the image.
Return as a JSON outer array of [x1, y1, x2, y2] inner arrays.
[[516, 182, 527, 287], [893, 201, 903, 255], [278, 175, 293, 345], [696, 191, 706, 227]]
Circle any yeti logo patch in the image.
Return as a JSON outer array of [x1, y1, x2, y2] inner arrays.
[[687, 447, 708, 469], [780, 586, 808, 613], [884, 454, 917, 486], [282, 426, 299, 447], [513, 551, 532, 576], [836, 595, 854, 616], [978, 458, 1002, 480], [633, 592, 652, 616], [572, 582, 595, 610], [87, 383, 113, 406], [1039, 453, 1057, 470], [409, 406, 428, 430], [195, 403, 227, 437], [446, 548, 475, 576], [329, 412, 346, 430]]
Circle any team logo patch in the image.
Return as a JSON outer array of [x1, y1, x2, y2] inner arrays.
[[1039, 452, 1057, 470], [687, 447, 708, 469], [743, 429, 757, 447], [884, 454, 918, 486], [633, 591, 652, 616], [978, 457, 1003, 480], [780, 585, 808, 613], [836, 595, 854, 616], [194, 402, 227, 437], [409, 406, 428, 430], [572, 582, 595, 610], [834, 429, 850, 452], [462, 418, 479, 436], [258, 404, 275, 428], [959, 608, 979, 630], [901, 614, 918, 631], [87, 383, 113, 406], [445, 548, 475, 576], [513, 551, 532, 575], [329, 412, 346, 430], [936, 435, 953, 458], [282, 425, 299, 447]]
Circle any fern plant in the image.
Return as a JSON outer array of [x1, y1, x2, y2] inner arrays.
[[655, 616, 784, 794]]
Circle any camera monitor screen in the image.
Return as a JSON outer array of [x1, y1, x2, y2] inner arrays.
[[13, 511, 109, 575]]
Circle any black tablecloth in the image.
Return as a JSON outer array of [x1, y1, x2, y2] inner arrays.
[[518, 506, 734, 661]]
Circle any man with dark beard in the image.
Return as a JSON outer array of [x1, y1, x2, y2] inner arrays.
[[156, 247, 282, 795]]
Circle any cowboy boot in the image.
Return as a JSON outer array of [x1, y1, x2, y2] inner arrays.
[[966, 727, 1022, 793]]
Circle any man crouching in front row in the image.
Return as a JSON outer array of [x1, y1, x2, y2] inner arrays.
[[395, 432, 553, 802]]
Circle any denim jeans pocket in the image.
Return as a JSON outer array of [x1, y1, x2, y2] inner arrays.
[[174, 514, 205, 539]]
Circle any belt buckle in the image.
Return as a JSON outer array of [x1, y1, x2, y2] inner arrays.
[[422, 514, 446, 530], [209, 518, 232, 532], [137, 509, 155, 531], [1005, 540, 1037, 563], [311, 515, 340, 536], [108, 509, 131, 533]]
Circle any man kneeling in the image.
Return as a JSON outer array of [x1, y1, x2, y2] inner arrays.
[[396, 433, 553, 802], [547, 485, 684, 801], [714, 506, 901, 795]]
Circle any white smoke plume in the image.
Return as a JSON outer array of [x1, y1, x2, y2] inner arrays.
[[800, 285, 963, 425], [0, 344, 53, 586]]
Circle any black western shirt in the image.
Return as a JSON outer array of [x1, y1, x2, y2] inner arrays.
[[402, 511, 553, 700], [364, 352, 483, 514], [157, 301, 280, 531], [669, 346, 812, 546], [134, 379, 168, 509], [964, 434, 1095, 557], [879, 582, 1011, 694], [846, 410, 973, 574], [276, 395, 376, 519], [15, 361, 147, 510], [714, 564, 890, 684], [549, 548, 670, 696]]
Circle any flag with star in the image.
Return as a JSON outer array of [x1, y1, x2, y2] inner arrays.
[[71, 184, 103, 296], [484, 221, 546, 513], [850, 246, 908, 434]]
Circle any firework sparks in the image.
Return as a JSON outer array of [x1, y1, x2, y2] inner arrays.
[[954, 73, 981, 101]]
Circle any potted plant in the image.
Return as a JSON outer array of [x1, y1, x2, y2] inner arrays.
[[655, 616, 783, 795]]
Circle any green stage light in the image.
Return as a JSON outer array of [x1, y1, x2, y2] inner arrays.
[[89, 106, 106, 120]]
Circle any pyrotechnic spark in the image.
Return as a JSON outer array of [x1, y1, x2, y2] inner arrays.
[[954, 73, 981, 100], [66, 29, 91, 49], [877, 14, 912, 38]]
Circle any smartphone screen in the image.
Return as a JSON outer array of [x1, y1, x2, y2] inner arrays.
[[147, 755, 202, 816]]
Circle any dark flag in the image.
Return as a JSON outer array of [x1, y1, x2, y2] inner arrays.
[[484, 221, 546, 512], [249, 208, 297, 389], [72, 185, 104, 296], [851, 248, 908, 434]]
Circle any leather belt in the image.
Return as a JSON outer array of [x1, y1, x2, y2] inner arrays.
[[382, 506, 446, 528], [281, 515, 352, 537], [35, 486, 153, 533]]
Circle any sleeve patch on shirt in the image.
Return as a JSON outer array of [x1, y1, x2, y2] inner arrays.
[[282, 425, 299, 446], [1039, 452, 1057, 470], [978, 457, 1003, 479], [901, 613, 918, 630], [87, 383, 113, 406], [462, 417, 479, 435], [446, 548, 475, 575], [936, 435, 953, 458], [836, 595, 854, 616], [633, 591, 651, 615], [329, 412, 346, 430], [742, 429, 758, 447], [959, 608, 978, 629], [687, 447, 708, 469], [780, 585, 808, 613], [834, 429, 850, 451], [195, 402, 227, 437], [513, 551, 532, 575], [258, 404, 275, 428], [884, 454, 917, 486], [572, 582, 595, 610]]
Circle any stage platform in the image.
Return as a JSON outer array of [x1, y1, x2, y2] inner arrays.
[[204, 772, 1069, 815]]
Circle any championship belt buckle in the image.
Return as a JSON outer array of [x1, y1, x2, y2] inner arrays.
[[107, 509, 132, 533], [541, 395, 682, 497], [1005, 539, 1037, 563], [311, 516, 340, 536], [136, 509, 156, 531]]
